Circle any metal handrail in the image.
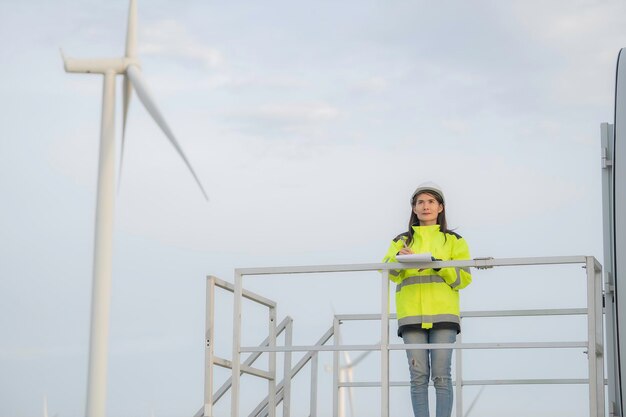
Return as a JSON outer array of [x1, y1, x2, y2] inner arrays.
[[227, 256, 605, 417], [200, 276, 283, 417], [249, 327, 334, 417]]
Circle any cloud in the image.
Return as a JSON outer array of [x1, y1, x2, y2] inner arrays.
[[351, 76, 389, 93], [111, 128, 585, 257], [509, 1, 626, 105], [135, 71, 307, 95], [441, 118, 472, 135], [252, 103, 340, 123], [516, 1, 626, 46], [0, 344, 83, 360], [226, 102, 342, 137], [141, 19, 224, 70]]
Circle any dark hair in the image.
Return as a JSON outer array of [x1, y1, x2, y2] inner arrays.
[[406, 191, 449, 246]]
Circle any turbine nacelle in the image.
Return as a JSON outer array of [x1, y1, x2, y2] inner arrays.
[[61, 0, 138, 76], [61, 54, 140, 74]]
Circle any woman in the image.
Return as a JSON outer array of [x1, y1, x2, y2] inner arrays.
[[383, 181, 472, 417]]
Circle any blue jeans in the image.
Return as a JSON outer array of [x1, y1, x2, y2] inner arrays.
[[402, 328, 456, 417]]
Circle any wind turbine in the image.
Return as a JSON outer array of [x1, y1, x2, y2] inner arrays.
[[330, 306, 373, 417], [42, 394, 58, 417], [337, 340, 371, 417], [61, 2, 207, 417]]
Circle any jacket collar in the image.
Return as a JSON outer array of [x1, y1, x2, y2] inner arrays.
[[411, 224, 440, 236]]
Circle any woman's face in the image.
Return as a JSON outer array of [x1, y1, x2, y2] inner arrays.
[[413, 192, 443, 226]]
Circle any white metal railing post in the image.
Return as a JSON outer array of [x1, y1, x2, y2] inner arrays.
[[333, 317, 340, 417], [586, 256, 597, 417], [204, 277, 216, 417], [593, 257, 605, 417], [283, 319, 293, 417], [594, 260, 605, 417], [381, 270, 390, 417], [455, 331, 463, 417], [310, 352, 318, 417], [231, 270, 243, 417], [586, 257, 605, 417], [268, 306, 277, 417]]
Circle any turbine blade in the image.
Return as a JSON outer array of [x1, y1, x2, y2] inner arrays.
[[342, 349, 352, 366], [349, 349, 372, 367], [59, 48, 69, 71], [125, 0, 137, 58], [347, 368, 355, 417], [118, 74, 133, 193], [126, 65, 209, 200]]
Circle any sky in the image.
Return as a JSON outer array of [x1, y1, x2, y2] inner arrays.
[[1, 0, 625, 416]]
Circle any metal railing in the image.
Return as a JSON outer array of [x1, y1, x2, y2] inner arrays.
[[201, 256, 605, 417], [196, 276, 287, 417]]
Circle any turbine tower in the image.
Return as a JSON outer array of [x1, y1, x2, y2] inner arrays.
[[338, 345, 369, 417], [43, 395, 49, 417], [61, 2, 207, 417]]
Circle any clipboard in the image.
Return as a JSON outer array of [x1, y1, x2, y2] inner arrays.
[[396, 252, 432, 263]]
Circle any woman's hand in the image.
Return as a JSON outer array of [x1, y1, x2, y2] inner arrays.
[[398, 247, 414, 255]]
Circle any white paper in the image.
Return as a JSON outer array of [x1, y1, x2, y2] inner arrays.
[[396, 252, 433, 263]]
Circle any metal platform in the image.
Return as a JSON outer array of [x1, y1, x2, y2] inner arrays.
[[196, 256, 605, 417]]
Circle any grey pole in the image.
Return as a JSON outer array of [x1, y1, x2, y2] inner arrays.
[[380, 270, 390, 417], [204, 277, 216, 417], [601, 122, 619, 417], [231, 271, 243, 417], [586, 256, 605, 417], [455, 331, 463, 417], [310, 352, 318, 417], [283, 320, 293, 417], [333, 317, 340, 417], [268, 306, 277, 417]]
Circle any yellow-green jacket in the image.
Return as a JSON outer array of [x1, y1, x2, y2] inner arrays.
[[382, 224, 471, 331]]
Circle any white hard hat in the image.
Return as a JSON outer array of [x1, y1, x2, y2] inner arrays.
[[410, 181, 445, 204]]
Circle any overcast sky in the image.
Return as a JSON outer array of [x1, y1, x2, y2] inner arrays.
[[1, 1, 625, 416]]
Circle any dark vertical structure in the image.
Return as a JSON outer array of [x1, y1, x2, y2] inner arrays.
[[602, 47, 626, 417]]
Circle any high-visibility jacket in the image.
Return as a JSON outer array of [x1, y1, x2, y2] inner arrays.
[[382, 224, 472, 331]]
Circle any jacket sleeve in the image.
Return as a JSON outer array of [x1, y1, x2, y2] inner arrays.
[[438, 237, 472, 290], [382, 238, 405, 284]]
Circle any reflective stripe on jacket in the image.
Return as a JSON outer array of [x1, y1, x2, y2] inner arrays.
[[382, 224, 471, 329]]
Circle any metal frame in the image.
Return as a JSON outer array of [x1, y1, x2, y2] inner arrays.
[[332, 308, 602, 414], [227, 256, 605, 417], [602, 121, 621, 417], [199, 276, 329, 417], [608, 47, 626, 417], [199, 276, 283, 417]]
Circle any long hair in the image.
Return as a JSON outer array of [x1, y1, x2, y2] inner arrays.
[[406, 191, 448, 246]]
